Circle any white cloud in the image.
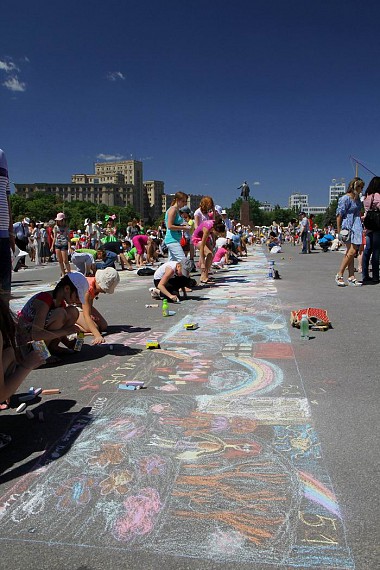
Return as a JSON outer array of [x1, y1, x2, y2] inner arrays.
[[253, 181, 261, 185], [0, 59, 19, 73], [107, 71, 125, 81], [97, 153, 125, 161], [2, 76, 26, 92]]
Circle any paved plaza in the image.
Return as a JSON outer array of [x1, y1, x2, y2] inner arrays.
[[0, 244, 378, 570]]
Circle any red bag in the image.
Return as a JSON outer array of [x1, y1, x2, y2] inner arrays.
[[290, 308, 331, 328], [180, 234, 188, 247]]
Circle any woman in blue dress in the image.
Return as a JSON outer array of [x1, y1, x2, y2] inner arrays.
[[335, 177, 365, 286]]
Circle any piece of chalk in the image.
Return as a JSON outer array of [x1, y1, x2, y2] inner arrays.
[[26, 410, 34, 420], [29, 386, 35, 393], [17, 402, 27, 413], [34, 387, 42, 396], [41, 389, 61, 395]]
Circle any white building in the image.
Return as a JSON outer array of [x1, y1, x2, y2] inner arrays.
[[288, 193, 309, 210], [329, 179, 346, 203], [259, 201, 273, 212]]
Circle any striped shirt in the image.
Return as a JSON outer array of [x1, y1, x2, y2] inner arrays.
[[0, 149, 10, 238]]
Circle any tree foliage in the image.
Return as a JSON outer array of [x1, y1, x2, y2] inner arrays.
[[10, 193, 139, 233]]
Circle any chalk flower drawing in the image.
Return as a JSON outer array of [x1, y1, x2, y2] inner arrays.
[[55, 477, 96, 510], [100, 469, 133, 496], [139, 454, 167, 476], [113, 488, 162, 541], [88, 443, 125, 468]]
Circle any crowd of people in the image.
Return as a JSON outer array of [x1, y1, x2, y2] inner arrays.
[[1, 144, 380, 447]]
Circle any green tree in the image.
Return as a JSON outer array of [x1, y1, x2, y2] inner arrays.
[[322, 199, 338, 228], [226, 197, 265, 226]]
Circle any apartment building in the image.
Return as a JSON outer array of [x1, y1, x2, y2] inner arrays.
[[72, 159, 144, 214], [143, 180, 165, 220], [14, 182, 136, 208], [329, 179, 346, 203], [288, 193, 309, 210]]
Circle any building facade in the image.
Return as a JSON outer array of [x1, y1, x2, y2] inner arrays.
[[329, 179, 346, 203], [288, 193, 309, 210], [143, 180, 165, 220], [72, 159, 144, 214], [259, 201, 274, 212], [14, 182, 136, 209]]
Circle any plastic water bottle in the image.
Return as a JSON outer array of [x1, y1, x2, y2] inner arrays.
[[162, 298, 169, 317], [300, 314, 309, 340], [74, 331, 85, 351], [268, 260, 275, 278]]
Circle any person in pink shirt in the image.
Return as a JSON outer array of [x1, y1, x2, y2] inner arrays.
[[132, 234, 155, 267], [192, 219, 225, 284], [362, 176, 380, 283], [212, 244, 231, 268]]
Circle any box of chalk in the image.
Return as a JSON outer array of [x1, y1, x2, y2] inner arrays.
[[146, 340, 160, 349], [184, 323, 199, 330]]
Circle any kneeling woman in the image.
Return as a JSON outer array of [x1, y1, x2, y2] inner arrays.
[[16, 272, 88, 354], [75, 267, 120, 345], [151, 258, 193, 302]]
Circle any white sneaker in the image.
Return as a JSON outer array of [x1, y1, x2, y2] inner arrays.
[[149, 287, 161, 299]]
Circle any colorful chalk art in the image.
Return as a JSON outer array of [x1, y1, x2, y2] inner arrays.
[[0, 251, 354, 568]]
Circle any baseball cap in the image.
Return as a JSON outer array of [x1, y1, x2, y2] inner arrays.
[[23, 217, 31, 224], [67, 271, 89, 304], [179, 206, 192, 215], [221, 209, 227, 215], [55, 212, 65, 221], [179, 257, 193, 277], [215, 205, 223, 215], [95, 267, 120, 294]]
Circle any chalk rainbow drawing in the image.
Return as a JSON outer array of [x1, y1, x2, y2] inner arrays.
[[298, 471, 342, 519], [218, 355, 283, 396]]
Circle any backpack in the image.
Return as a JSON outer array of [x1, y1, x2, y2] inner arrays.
[[137, 267, 155, 276]]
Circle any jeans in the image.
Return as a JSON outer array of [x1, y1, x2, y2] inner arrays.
[[362, 230, 380, 281], [301, 232, 308, 253]]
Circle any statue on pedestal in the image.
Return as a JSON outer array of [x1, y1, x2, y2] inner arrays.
[[238, 181, 250, 201]]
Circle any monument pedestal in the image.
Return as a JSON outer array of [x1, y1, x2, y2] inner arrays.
[[240, 200, 251, 227]]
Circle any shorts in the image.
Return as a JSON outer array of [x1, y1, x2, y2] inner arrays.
[[55, 244, 69, 251], [166, 240, 186, 262], [71, 252, 93, 274]]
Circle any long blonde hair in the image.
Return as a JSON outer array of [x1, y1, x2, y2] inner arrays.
[[347, 177, 365, 199]]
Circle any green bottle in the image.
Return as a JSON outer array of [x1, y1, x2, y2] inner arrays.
[[162, 298, 169, 317]]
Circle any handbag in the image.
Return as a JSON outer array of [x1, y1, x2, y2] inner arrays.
[[290, 308, 331, 328], [363, 195, 380, 231], [180, 232, 188, 247]]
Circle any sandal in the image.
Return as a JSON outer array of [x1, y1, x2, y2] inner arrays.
[[347, 277, 362, 287], [335, 274, 346, 287]]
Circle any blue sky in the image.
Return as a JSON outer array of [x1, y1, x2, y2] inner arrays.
[[1, 0, 379, 208]]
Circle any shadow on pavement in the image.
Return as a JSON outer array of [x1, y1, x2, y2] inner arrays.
[[0, 401, 92, 484]]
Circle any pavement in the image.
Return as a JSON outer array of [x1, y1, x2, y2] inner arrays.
[[0, 245, 378, 570]]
